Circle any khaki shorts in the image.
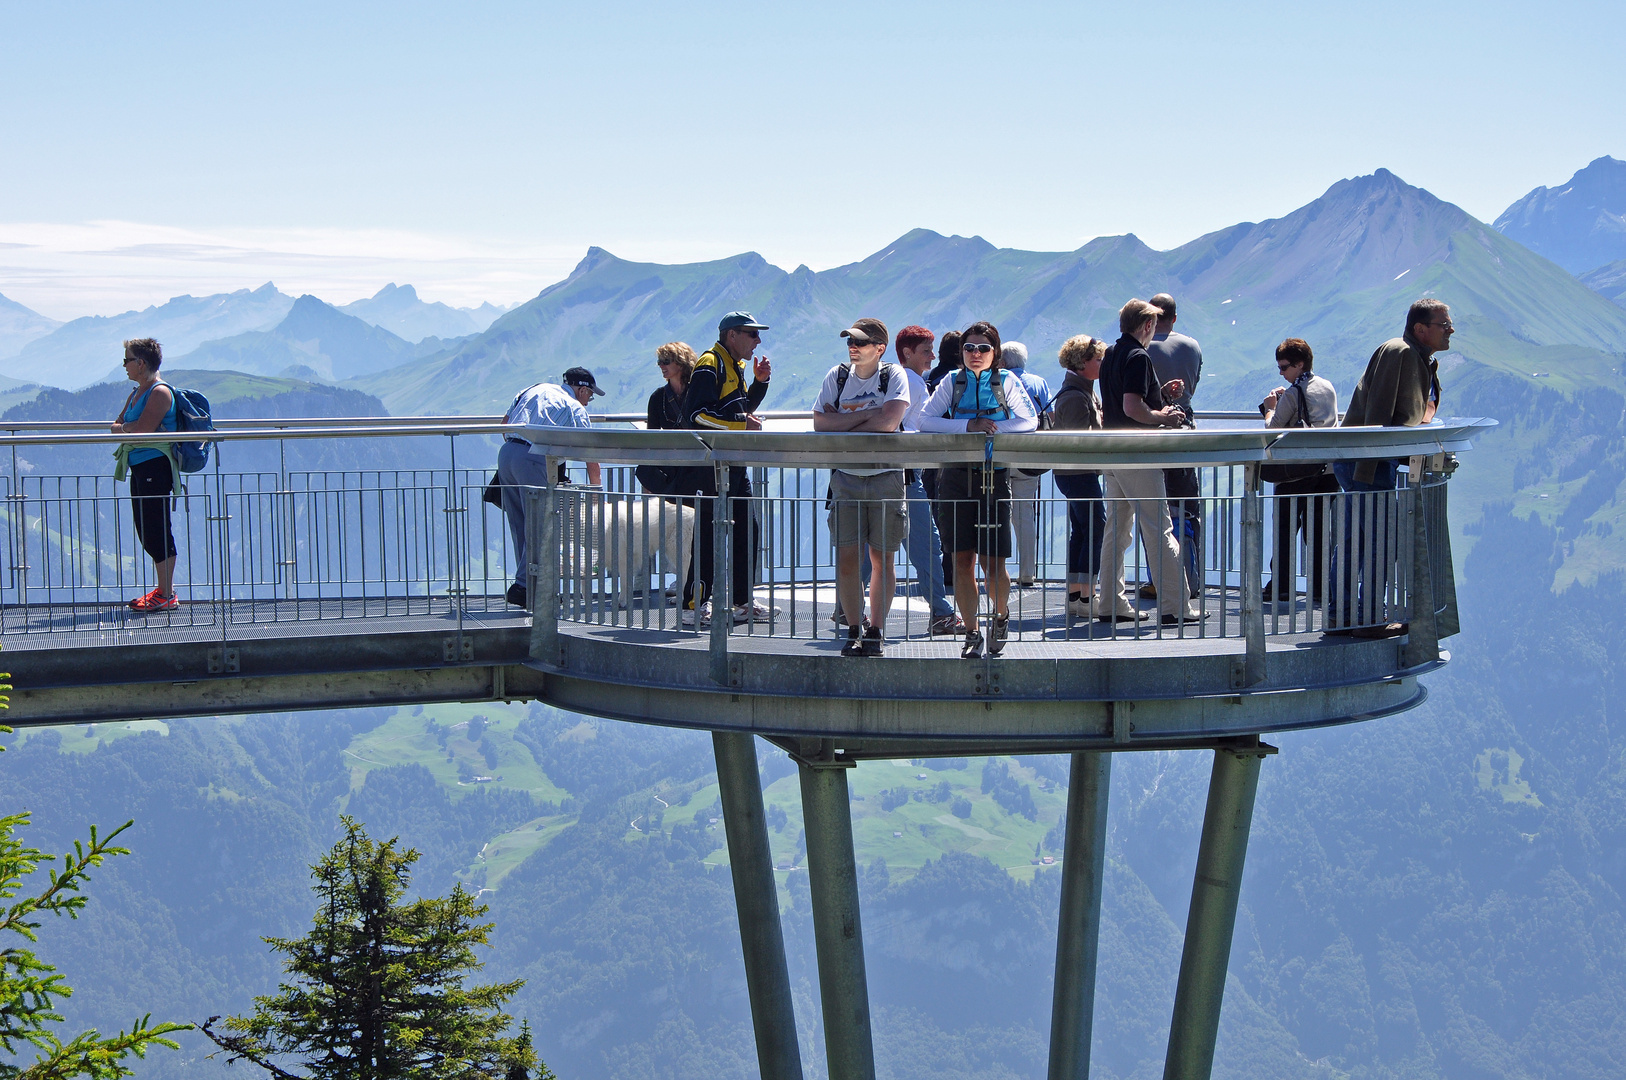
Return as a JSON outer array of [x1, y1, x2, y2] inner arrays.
[[828, 471, 908, 552]]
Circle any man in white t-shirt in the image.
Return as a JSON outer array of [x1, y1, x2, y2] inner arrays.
[[812, 317, 910, 657]]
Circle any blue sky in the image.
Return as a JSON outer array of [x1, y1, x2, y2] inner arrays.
[[2, 0, 1621, 317]]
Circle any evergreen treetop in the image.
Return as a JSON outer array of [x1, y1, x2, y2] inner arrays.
[[203, 817, 547, 1080]]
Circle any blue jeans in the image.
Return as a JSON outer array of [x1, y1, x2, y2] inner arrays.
[[1331, 459, 1398, 624], [1054, 471, 1105, 584], [905, 475, 955, 618]]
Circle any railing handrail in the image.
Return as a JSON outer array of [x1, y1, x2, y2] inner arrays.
[[0, 415, 1495, 469]]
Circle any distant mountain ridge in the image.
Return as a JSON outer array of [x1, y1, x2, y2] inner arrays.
[[0, 292, 61, 360], [1494, 155, 1626, 274], [339, 283, 511, 343], [355, 168, 1626, 417], [1, 283, 295, 389], [177, 295, 429, 382]]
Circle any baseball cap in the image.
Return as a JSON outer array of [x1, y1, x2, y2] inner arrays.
[[718, 311, 770, 334], [840, 317, 889, 347], [562, 366, 605, 397]]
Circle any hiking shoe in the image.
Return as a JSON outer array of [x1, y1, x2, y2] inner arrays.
[[681, 602, 712, 628], [961, 630, 984, 659], [1137, 582, 1158, 600], [733, 600, 778, 624], [505, 583, 528, 608], [1066, 595, 1093, 619], [1092, 597, 1150, 622], [860, 626, 884, 657], [929, 613, 964, 636], [841, 628, 865, 656], [1159, 609, 1201, 626], [988, 614, 1009, 655], [130, 590, 178, 613]]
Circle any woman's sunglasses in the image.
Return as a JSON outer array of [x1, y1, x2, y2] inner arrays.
[[962, 343, 995, 355]]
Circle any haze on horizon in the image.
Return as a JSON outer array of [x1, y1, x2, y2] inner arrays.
[[1, 0, 1621, 319]]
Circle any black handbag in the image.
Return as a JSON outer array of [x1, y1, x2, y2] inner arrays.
[[1260, 384, 1328, 485], [482, 472, 503, 506]]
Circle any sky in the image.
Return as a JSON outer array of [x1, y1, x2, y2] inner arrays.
[[1, 0, 1622, 320]]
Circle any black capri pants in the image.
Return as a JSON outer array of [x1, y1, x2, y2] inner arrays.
[[130, 456, 177, 562]]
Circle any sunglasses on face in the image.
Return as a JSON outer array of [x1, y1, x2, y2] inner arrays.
[[1277, 362, 1299, 371], [657, 358, 675, 366], [962, 343, 995, 354]]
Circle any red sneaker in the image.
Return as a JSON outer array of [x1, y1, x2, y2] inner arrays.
[[130, 590, 178, 612]]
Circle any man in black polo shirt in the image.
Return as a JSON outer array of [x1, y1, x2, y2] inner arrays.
[[1097, 298, 1197, 625]]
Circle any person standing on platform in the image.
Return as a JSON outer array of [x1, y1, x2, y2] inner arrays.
[[1098, 299, 1197, 625], [918, 321, 1038, 659], [814, 318, 911, 656], [1000, 341, 1053, 588], [1330, 299, 1450, 638], [496, 371, 603, 608], [1259, 338, 1340, 603], [111, 338, 180, 613], [1051, 334, 1108, 619], [896, 325, 962, 635], [684, 311, 774, 626], [1145, 293, 1203, 600], [924, 329, 963, 594]]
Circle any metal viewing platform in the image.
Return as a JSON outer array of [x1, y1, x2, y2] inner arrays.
[[0, 413, 1488, 1080]]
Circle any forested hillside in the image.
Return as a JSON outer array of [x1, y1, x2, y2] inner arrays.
[[6, 468, 1622, 1080]]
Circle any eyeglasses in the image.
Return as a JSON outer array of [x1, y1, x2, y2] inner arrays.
[[657, 358, 676, 366], [962, 343, 995, 354], [737, 330, 761, 340], [122, 356, 139, 364], [1429, 321, 1455, 331]]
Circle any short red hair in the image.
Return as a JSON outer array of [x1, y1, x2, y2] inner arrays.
[[894, 325, 935, 360]]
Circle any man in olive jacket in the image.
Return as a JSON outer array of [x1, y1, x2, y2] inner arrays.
[[1332, 299, 1452, 637]]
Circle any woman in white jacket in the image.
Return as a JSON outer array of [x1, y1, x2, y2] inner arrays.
[[917, 321, 1037, 657]]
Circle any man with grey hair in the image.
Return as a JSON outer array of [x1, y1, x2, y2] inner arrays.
[[1001, 341, 1053, 588]]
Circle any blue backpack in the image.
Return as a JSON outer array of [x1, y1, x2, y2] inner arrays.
[[170, 387, 216, 472]]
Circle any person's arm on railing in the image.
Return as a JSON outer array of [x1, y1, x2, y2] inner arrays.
[[990, 371, 1038, 433], [915, 378, 966, 433], [814, 399, 907, 432]]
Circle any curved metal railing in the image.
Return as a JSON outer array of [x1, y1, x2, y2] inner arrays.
[[0, 419, 1489, 683]]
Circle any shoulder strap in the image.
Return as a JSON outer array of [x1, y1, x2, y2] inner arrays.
[[835, 362, 851, 399], [1292, 381, 1311, 428], [945, 369, 967, 416], [878, 365, 890, 394], [991, 371, 1009, 416]]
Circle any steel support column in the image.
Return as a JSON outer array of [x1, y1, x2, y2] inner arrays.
[[1163, 744, 1268, 1080], [713, 733, 804, 1080], [1048, 751, 1112, 1080], [799, 760, 875, 1080]]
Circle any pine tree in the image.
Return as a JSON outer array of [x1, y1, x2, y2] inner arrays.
[[203, 817, 547, 1080], [0, 660, 190, 1080]]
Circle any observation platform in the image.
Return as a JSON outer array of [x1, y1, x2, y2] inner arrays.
[[0, 411, 1489, 1080]]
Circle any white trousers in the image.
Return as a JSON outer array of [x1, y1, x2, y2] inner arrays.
[[1102, 468, 1190, 615], [1010, 471, 1041, 581]]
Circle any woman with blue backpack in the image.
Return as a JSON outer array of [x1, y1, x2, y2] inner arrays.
[[917, 321, 1038, 658], [110, 337, 179, 613]]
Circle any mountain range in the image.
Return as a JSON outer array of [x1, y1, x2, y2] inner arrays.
[[1494, 155, 1626, 276], [175, 294, 455, 382], [361, 168, 1626, 419], [0, 282, 513, 390], [338, 283, 511, 342], [0, 291, 62, 359]]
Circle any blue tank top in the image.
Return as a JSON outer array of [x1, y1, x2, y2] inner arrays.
[[123, 383, 177, 465]]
